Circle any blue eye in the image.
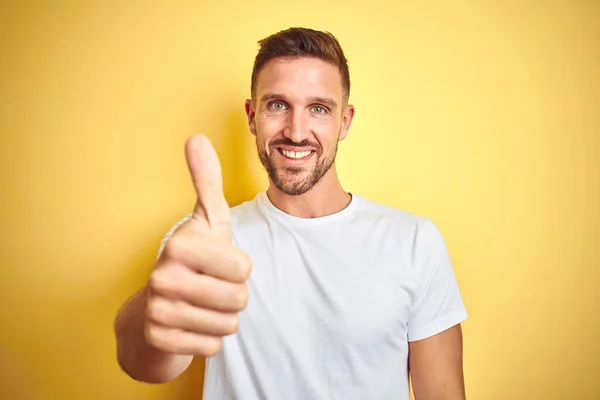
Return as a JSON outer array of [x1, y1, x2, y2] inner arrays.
[[312, 106, 326, 114]]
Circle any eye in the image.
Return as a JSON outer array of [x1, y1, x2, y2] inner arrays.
[[269, 101, 287, 111], [311, 105, 327, 114]]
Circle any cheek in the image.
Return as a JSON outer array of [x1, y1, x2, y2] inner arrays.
[[256, 116, 282, 138], [257, 112, 284, 128], [254, 127, 274, 155], [314, 122, 342, 147], [256, 115, 284, 147]]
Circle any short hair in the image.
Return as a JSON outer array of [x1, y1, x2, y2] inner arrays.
[[250, 27, 350, 105]]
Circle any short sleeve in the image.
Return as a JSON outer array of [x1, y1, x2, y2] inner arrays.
[[156, 214, 193, 260], [407, 219, 468, 342]]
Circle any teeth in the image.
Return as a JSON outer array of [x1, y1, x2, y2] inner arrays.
[[282, 150, 311, 159]]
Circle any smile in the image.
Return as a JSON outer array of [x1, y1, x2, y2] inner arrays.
[[277, 148, 314, 160]]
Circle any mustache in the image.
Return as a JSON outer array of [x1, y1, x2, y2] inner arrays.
[[269, 138, 321, 150]]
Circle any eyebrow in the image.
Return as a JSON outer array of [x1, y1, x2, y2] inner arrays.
[[260, 93, 338, 111]]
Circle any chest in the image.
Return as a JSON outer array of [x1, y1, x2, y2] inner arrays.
[[238, 227, 419, 350]]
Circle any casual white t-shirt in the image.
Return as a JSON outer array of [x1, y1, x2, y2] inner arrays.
[[158, 192, 468, 400]]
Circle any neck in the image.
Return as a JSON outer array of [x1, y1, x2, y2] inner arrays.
[[266, 164, 351, 219]]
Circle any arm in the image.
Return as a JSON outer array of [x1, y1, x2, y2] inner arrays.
[[114, 286, 193, 384], [407, 219, 468, 398], [114, 135, 250, 384], [409, 324, 466, 400]]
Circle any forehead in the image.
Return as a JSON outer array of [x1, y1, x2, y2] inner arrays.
[[256, 57, 343, 101]]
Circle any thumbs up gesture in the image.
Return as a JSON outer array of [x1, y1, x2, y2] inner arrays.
[[144, 135, 252, 358]]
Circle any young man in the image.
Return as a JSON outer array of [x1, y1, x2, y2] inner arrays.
[[114, 27, 468, 399]]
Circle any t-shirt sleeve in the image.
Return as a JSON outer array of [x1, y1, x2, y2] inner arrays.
[[407, 219, 468, 342], [156, 214, 193, 260]]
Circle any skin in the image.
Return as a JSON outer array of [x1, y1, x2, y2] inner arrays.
[[246, 56, 466, 399], [114, 135, 251, 383], [409, 325, 466, 399], [245, 57, 355, 219], [114, 54, 466, 399]]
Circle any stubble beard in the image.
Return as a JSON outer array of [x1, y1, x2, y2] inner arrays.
[[256, 139, 338, 196]]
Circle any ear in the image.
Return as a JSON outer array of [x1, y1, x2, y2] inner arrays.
[[245, 99, 257, 136], [338, 104, 355, 141]]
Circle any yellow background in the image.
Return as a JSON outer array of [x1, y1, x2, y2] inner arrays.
[[1, 1, 598, 399]]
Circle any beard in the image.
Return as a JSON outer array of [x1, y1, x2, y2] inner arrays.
[[256, 136, 338, 196]]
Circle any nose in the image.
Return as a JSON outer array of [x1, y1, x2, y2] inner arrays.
[[282, 108, 310, 144]]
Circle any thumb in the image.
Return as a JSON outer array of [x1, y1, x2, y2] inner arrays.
[[185, 134, 231, 241]]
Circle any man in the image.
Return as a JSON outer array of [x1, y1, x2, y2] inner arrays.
[[114, 27, 468, 399]]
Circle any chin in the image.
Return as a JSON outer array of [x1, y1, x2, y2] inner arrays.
[[276, 184, 314, 196], [272, 171, 316, 196]]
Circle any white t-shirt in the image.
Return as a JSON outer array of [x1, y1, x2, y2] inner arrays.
[[158, 192, 468, 400]]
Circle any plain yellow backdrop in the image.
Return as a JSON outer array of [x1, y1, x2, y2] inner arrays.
[[1, 1, 598, 399]]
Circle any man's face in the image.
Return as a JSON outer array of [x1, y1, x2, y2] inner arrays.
[[245, 57, 354, 196]]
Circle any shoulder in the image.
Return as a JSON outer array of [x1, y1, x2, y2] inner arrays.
[[352, 193, 448, 253], [352, 193, 431, 231]]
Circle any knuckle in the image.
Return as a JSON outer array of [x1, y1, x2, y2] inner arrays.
[[240, 252, 253, 279], [149, 266, 188, 299], [223, 314, 240, 335], [233, 285, 249, 310], [146, 297, 170, 325], [163, 235, 188, 259], [149, 269, 171, 293], [204, 337, 223, 357], [146, 297, 161, 321], [232, 250, 252, 281], [144, 324, 165, 349]]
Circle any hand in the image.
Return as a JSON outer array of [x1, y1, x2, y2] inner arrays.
[[143, 134, 252, 358]]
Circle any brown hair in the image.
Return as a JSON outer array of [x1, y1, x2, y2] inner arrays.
[[250, 27, 350, 105]]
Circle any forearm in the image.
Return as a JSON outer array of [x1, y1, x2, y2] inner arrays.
[[114, 286, 193, 383]]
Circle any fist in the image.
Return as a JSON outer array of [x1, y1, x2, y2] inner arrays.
[[144, 134, 252, 358]]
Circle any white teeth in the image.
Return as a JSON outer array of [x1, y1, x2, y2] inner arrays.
[[281, 150, 311, 159]]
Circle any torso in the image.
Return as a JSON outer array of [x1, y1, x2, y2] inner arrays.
[[202, 192, 426, 400]]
